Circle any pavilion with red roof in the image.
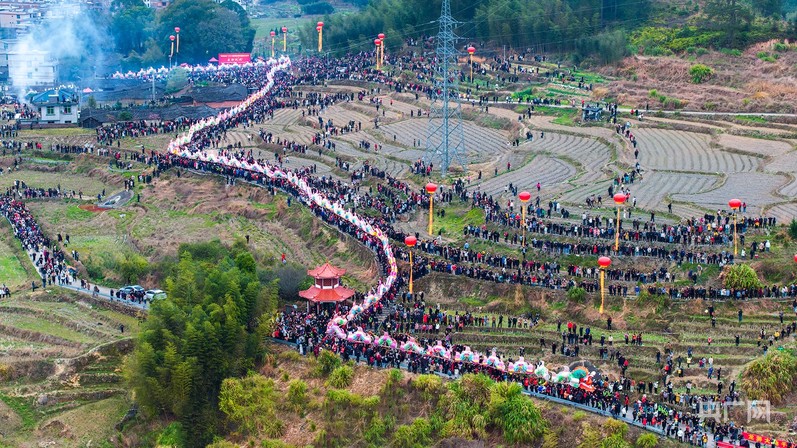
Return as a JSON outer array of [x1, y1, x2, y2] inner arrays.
[[299, 262, 355, 310]]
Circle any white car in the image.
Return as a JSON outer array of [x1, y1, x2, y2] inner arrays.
[[145, 289, 167, 301]]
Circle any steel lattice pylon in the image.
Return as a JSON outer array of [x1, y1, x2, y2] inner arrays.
[[424, 0, 467, 177]]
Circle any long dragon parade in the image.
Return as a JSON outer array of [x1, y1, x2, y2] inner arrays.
[[163, 55, 593, 390]]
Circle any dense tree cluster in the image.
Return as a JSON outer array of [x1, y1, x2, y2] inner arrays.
[[300, 0, 797, 60], [299, 0, 651, 56], [124, 241, 278, 447], [111, 0, 254, 68]]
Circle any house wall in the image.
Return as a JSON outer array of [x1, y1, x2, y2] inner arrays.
[[38, 103, 78, 123]]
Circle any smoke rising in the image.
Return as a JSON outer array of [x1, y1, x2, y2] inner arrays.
[[10, 0, 109, 98]]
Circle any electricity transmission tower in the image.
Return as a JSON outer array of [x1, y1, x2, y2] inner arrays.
[[424, 0, 467, 177]]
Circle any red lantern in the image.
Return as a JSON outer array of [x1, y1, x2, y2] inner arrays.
[[270, 31, 276, 37], [316, 26, 322, 32], [598, 256, 612, 268], [728, 198, 742, 209], [169, 35, 175, 41], [793, 254, 797, 263], [519, 191, 531, 202], [425, 183, 438, 194], [317, 21, 324, 27], [613, 193, 626, 205], [467, 46, 476, 54], [374, 39, 381, 46], [378, 33, 385, 39], [282, 26, 288, 33], [405, 236, 417, 247], [174, 26, 180, 33]]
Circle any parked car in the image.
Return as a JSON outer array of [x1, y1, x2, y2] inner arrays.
[[118, 286, 134, 299], [145, 289, 167, 301], [119, 285, 145, 301]]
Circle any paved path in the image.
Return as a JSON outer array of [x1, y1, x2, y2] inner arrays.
[[23, 245, 148, 311], [497, 99, 797, 118]]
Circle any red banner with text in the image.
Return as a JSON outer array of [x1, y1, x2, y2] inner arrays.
[[743, 431, 792, 447], [218, 53, 252, 65]]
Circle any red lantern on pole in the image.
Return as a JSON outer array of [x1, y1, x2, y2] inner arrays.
[[728, 198, 742, 256], [316, 22, 324, 52], [405, 235, 417, 294], [174, 27, 180, 54], [793, 254, 797, 263], [282, 26, 288, 52], [426, 183, 438, 235], [519, 191, 531, 247], [467, 46, 476, 83], [612, 193, 626, 251], [374, 39, 381, 69], [377, 33, 386, 68], [598, 256, 611, 315], [270, 31, 276, 58], [169, 35, 175, 41]]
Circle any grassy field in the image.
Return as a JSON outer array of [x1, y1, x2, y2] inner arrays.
[[1, 168, 114, 198], [24, 169, 378, 289], [0, 226, 32, 290], [17, 128, 94, 138]]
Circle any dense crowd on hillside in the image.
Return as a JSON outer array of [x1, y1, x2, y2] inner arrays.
[[3, 56, 797, 448]]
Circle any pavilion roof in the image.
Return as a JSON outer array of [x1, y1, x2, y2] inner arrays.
[[307, 262, 346, 279], [298, 285, 354, 303]]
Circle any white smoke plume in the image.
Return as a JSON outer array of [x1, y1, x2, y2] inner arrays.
[[10, 0, 109, 99]]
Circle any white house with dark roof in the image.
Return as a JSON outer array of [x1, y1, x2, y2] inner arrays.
[[29, 87, 79, 123]]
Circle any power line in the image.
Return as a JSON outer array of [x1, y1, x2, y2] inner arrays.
[[425, 0, 467, 177]]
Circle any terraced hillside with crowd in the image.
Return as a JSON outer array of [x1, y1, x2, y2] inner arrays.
[[0, 52, 796, 448]]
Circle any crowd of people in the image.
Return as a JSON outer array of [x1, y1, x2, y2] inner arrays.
[[3, 55, 796, 448]]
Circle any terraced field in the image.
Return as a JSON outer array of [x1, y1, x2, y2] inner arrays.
[[1, 168, 113, 198], [673, 172, 788, 214], [377, 118, 509, 164], [634, 129, 761, 173], [716, 134, 792, 158], [0, 292, 137, 448], [529, 132, 613, 183], [472, 154, 577, 197], [268, 87, 797, 227]]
